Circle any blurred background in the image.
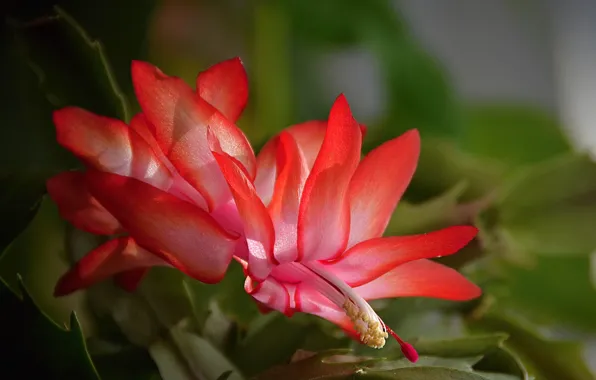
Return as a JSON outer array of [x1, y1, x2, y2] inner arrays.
[[2, 1, 596, 379]]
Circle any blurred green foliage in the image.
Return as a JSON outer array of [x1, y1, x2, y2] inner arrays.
[[1, 1, 595, 379]]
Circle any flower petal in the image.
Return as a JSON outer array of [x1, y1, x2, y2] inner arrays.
[[269, 132, 309, 263], [294, 283, 356, 337], [114, 268, 150, 292], [85, 170, 238, 283], [286, 120, 367, 170], [298, 95, 362, 262], [196, 57, 248, 123], [54, 107, 174, 191], [245, 276, 290, 315], [286, 120, 327, 170], [54, 237, 166, 296], [354, 259, 482, 301], [326, 226, 478, 287], [46, 171, 122, 235], [254, 137, 279, 206], [131, 61, 254, 209], [347, 129, 420, 247], [212, 152, 275, 281], [130, 113, 209, 209], [208, 112, 256, 179]]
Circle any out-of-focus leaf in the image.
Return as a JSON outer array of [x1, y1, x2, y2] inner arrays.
[[92, 345, 160, 380], [217, 370, 234, 380], [386, 182, 467, 236], [232, 313, 312, 376], [253, 349, 505, 380], [0, 276, 99, 379], [286, 0, 405, 48], [473, 345, 528, 380], [460, 104, 571, 170], [0, 175, 45, 259], [251, 1, 292, 144], [412, 334, 527, 380], [469, 311, 594, 380], [590, 252, 596, 289], [495, 154, 596, 256], [149, 339, 195, 380], [378, 39, 462, 140], [348, 367, 490, 380], [185, 261, 259, 328], [13, 6, 130, 119], [405, 138, 505, 202], [414, 333, 509, 358], [170, 320, 244, 380], [0, 199, 88, 324], [138, 267, 194, 328], [494, 256, 596, 331], [2, 5, 131, 183]]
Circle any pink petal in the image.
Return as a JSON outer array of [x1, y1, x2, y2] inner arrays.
[[130, 113, 209, 209], [85, 170, 238, 283], [326, 226, 478, 287], [245, 276, 291, 315], [354, 259, 482, 301], [114, 268, 150, 292], [54, 237, 166, 296], [54, 107, 173, 191], [286, 120, 327, 170], [212, 152, 275, 281], [294, 283, 356, 337], [347, 129, 420, 247], [46, 171, 122, 235], [286, 120, 367, 170], [131, 61, 254, 210], [268, 132, 309, 263], [129, 113, 165, 159], [196, 57, 248, 123], [254, 137, 279, 206], [208, 112, 256, 179], [298, 95, 362, 262]]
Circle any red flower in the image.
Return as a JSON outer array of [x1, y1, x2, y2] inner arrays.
[[213, 95, 481, 362], [48, 58, 254, 295]]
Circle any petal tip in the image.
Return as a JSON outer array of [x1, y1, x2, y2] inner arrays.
[[53, 272, 79, 297]]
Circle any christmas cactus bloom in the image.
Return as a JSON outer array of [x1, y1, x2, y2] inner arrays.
[[213, 95, 481, 362], [48, 58, 254, 295]]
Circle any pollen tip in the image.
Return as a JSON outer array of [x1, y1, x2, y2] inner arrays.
[[400, 342, 419, 363]]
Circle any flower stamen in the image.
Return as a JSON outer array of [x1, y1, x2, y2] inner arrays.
[[343, 299, 388, 348]]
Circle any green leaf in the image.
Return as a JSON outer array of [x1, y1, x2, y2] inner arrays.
[[92, 345, 160, 380], [496, 154, 596, 256], [253, 349, 498, 380], [494, 256, 596, 331], [170, 321, 245, 380], [149, 339, 196, 380], [0, 198, 87, 323], [185, 261, 259, 328], [12, 6, 130, 120], [460, 104, 571, 170], [217, 371, 235, 380], [469, 312, 594, 380], [386, 182, 467, 236], [345, 367, 489, 380], [379, 39, 462, 139], [405, 138, 505, 202], [0, 175, 45, 259], [232, 313, 313, 376], [0, 276, 99, 379], [414, 333, 509, 358]]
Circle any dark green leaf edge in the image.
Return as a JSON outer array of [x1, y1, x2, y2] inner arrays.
[[2, 274, 100, 379]]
